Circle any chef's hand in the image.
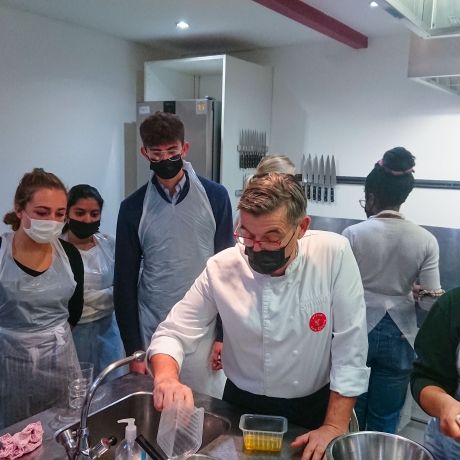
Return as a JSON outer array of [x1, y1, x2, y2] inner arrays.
[[291, 424, 344, 460], [130, 360, 147, 374], [153, 376, 194, 411], [210, 340, 223, 370]]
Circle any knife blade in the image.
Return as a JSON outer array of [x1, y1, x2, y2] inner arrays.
[[299, 154, 306, 196], [330, 155, 337, 203], [300, 154, 306, 183], [312, 156, 318, 202], [318, 155, 325, 202], [324, 156, 331, 202], [305, 154, 312, 200]]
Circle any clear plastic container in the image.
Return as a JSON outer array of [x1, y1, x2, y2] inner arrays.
[[239, 414, 288, 453], [157, 403, 204, 460]]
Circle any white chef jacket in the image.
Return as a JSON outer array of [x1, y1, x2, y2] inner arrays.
[[342, 212, 441, 347], [148, 230, 370, 399]]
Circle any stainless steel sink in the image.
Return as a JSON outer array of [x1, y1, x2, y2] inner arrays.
[[55, 391, 231, 459]]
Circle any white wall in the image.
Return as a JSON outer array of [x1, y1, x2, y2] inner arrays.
[[221, 55, 273, 211], [0, 5, 158, 234], [237, 33, 460, 229]]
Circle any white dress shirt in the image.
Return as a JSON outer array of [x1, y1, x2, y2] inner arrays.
[[157, 172, 186, 204], [342, 212, 441, 347], [148, 230, 370, 399]]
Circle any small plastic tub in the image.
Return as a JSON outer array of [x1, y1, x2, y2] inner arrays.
[[239, 414, 288, 453]]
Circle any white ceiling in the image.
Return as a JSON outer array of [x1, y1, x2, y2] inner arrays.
[[0, 0, 406, 55]]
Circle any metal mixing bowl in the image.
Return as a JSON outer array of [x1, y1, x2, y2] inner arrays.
[[325, 431, 434, 460]]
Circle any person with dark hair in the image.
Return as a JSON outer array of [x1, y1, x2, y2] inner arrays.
[[62, 184, 124, 377], [148, 173, 369, 460], [0, 168, 84, 429], [342, 147, 442, 433], [411, 288, 460, 460], [114, 111, 233, 398]]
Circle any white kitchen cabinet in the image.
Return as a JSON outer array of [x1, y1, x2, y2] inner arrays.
[[141, 54, 273, 211]]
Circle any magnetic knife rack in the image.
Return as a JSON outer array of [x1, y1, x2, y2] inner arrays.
[[336, 176, 460, 190], [237, 129, 268, 169]]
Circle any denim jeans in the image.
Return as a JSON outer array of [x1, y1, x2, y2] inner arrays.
[[355, 313, 415, 433], [72, 313, 125, 379], [425, 417, 460, 460]]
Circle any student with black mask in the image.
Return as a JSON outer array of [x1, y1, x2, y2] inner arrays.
[[62, 184, 124, 377], [114, 111, 233, 399], [343, 147, 443, 433]]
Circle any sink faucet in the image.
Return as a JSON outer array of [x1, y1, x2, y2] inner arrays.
[[58, 350, 147, 459]]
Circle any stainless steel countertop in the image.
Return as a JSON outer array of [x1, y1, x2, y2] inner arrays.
[[0, 374, 306, 459]]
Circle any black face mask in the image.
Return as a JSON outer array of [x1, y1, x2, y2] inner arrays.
[[245, 246, 290, 275], [150, 158, 183, 179], [68, 219, 100, 239]]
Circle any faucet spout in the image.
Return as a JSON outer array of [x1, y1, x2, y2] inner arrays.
[[74, 351, 147, 459]]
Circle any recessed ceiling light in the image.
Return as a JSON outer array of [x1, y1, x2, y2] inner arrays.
[[176, 21, 189, 30], [369, 1, 379, 7]]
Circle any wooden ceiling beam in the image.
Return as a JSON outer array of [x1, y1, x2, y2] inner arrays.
[[252, 0, 368, 49]]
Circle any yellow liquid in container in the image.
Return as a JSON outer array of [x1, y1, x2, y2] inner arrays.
[[243, 433, 283, 452]]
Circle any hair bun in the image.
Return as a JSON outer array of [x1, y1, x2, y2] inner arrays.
[[382, 147, 415, 172]]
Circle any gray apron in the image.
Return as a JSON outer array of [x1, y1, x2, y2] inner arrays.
[[138, 162, 225, 398], [0, 232, 80, 429]]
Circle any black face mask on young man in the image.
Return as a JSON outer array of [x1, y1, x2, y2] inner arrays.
[[150, 158, 183, 179], [68, 219, 100, 239]]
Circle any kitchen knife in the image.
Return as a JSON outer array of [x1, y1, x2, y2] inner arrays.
[[324, 155, 331, 202], [300, 154, 305, 181], [300, 154, 306, 192], [330, 155, 337, 203], [312, 156, 318, 202], [318, 155, 325, 202], [305, 154, 312, 200]]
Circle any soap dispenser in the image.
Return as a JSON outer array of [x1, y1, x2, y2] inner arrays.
[[115, 418, 143, 460]]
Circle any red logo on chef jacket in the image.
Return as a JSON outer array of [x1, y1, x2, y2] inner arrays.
[[309, 312, 327, 332]]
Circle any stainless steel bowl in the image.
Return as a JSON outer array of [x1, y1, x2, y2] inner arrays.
[[325, 431, 434, 460]]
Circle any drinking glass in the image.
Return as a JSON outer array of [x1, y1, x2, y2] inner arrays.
[[68, 362, 94, 410]]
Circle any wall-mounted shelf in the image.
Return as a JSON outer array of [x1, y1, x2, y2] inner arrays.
[[336, 176, 460, 190]]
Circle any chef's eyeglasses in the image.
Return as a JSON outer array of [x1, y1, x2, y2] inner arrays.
[[234, 227, 296, 251], [359, 198, 366, 209], [144, 147, 182, 163]]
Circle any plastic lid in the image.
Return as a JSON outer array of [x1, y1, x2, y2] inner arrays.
[[157, 404, 204, 459], [118, 418, 137, 443]]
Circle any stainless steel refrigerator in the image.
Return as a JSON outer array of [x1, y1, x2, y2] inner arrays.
[[136, 99, 221, 186]]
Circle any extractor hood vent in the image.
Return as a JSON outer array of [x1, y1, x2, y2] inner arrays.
[[413, 75, 460, 96], [380, 0, 460, 38], [409, 34, 460, 97]]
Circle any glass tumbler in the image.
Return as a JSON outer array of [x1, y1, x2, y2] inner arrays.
[[68, 362, 94, 410]]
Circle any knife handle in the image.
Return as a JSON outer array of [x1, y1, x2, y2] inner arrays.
[[324, 187, 328, 202], [317, 186, 322, 202], [331, 187, 334, 203], [313, 185, 316, 201]]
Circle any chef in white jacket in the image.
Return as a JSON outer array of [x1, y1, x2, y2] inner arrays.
[[148, 173, 370, 460]]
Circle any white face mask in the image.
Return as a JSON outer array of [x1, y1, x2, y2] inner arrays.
[[23, 217, 65, 244]]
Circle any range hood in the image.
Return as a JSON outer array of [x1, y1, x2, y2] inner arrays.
[[408, 34, 460, 96], [380, 0, 460, 38]]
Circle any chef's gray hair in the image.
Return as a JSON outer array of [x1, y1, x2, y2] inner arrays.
[[238, 173, 306, 226]]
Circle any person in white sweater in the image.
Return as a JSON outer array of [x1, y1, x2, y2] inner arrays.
[[342, 147, 442, 433]]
